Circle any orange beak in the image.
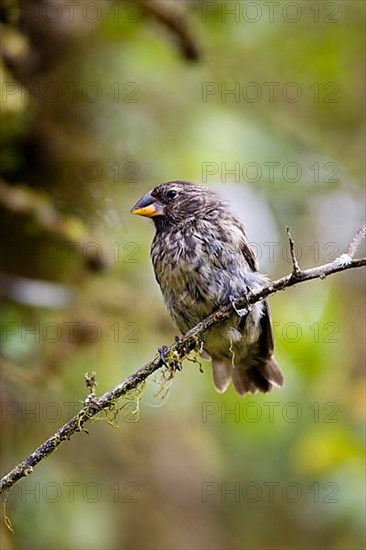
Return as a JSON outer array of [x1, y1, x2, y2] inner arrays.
[[130, 192, 165, 218]]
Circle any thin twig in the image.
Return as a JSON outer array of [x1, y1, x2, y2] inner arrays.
[[346, 221, 366, 258], [286, 226, 301, 277], [1, 222, 365, 495]]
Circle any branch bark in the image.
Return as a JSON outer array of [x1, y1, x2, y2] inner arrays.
[[1, 223, 365, 495]]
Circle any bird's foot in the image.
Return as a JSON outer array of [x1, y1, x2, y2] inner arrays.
[[242, 286, 252, 313], [158, 345, 170, 368], [158, 345, 182, 372], [229, 292, 250, 318]]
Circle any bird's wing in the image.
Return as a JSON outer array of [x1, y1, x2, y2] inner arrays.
[[233, 219, 258, 272], [258, 303, 284, 387], [234, 301, 284, 394], [241, 239, 258, 272], [259, 300, 274, 357]]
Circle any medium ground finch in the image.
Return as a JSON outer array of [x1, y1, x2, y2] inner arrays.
[[131, 181, 283, 395]]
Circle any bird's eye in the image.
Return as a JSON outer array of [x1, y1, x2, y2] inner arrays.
[[166, 189, 178, 200]]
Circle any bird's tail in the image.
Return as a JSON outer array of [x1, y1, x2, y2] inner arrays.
[[212, 357, 283, 395], [231, 357, 283, 395], [211, 300, 284, 395]]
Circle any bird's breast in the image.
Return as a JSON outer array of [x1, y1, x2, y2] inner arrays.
[[150, 226, 264, 332], [151, 229, 216, 328]]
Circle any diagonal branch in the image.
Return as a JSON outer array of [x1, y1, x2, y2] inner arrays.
[[1, 222, 365, 495]]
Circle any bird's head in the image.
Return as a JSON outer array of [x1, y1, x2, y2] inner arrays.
[[131, 180, 226, 229]]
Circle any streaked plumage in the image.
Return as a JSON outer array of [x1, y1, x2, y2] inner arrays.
[[131, 180, 283, 395]]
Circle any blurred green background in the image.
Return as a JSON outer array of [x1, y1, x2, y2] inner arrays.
[[0, 1, 365, 549]]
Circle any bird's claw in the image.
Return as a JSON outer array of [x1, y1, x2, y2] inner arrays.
[[158, 344, 182, 374], [158, 345, 170, 368], [229, 292, 250, 318]]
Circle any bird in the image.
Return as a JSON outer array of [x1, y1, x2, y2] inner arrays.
[[131, 180, 283, 395]]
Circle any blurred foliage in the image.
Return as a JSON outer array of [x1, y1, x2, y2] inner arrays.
[[0, 1, 365, 549]]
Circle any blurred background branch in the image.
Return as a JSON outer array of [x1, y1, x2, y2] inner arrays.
[[137, 0, 200, 61]]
